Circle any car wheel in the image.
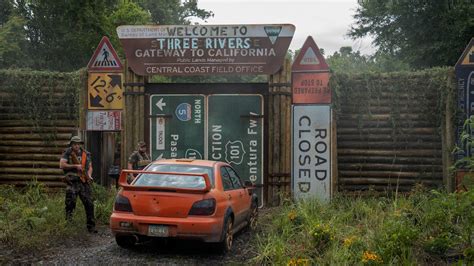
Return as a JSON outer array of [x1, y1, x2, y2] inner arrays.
[[247, 203, 258, 230], [218, 217, 233, 253], [115, 235, 136, 249]]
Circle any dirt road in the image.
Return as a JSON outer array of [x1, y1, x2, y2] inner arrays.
[[3, 224, 259, 264]]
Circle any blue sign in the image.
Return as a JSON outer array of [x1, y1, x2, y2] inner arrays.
[[455, 38, 474, 163]]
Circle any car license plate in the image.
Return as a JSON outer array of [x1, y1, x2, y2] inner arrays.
[[148, 225, 169, 237]]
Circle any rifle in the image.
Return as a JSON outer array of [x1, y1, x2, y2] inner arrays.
[[70, 151, 92, 183]]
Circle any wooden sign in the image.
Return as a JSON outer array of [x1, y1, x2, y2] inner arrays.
[[116, 24, 295, 76]]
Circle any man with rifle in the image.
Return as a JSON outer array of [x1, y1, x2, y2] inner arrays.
[[59, 136, 97, 233]]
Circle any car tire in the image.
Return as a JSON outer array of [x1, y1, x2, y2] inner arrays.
[[217, 217, 233, 253], [115, 235, 136, 249], [247, 202, 258, 231]]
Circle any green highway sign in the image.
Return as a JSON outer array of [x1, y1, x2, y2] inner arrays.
[[208, 95, 263, 205], [150, 95, 205, 160]]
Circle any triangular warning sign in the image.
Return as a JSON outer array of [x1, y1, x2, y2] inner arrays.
[[292, 36, 329, 72], [87, 36, 123, 72], [300, 48, 320, 65], [455, 38, 474, 68]]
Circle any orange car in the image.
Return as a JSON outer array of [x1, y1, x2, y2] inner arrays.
[[110, 159, 258, 252]]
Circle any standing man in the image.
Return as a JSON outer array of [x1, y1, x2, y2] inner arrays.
[[59, 136, 97, 233], [128, 141, 151, 171]]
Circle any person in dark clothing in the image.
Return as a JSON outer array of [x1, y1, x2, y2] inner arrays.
[[127, 141, 152, 183], [59, 136, 97, 233], [128, 141, 151, 171]]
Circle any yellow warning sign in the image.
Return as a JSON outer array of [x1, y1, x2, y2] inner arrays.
[[456, 38, 474, 68], [460, 45, 474, 66], [87, 73, 123, 110]]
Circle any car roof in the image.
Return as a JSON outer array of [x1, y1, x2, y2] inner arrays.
[[151, 159, 221, 168]]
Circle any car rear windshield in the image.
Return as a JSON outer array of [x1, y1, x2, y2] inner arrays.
[[133, 164, 214, 188]]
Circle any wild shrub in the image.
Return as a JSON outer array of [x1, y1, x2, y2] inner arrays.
[[0, 181, 115, 252], [252, 188, 473, 265]]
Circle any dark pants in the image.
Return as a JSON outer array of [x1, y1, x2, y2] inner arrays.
[[65, 176, 95, 229]]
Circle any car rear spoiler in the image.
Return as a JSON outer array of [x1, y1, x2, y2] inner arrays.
[[118, 169, 212, 193]]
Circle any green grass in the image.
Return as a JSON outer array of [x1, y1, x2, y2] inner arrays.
[[0, 181, 116, 252], [252, 186, 474, 265], [1, 181, 473, 265]]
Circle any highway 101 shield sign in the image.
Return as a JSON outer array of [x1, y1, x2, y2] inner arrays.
[[292, 105, 331, 202]]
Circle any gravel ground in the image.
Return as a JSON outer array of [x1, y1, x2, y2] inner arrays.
[[1, 212, 268, 265]]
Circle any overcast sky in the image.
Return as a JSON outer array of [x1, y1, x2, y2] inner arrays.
[[192, 0, 375, 56]]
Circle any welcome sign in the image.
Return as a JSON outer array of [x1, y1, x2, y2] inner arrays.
[[117, 24, 295, 76]]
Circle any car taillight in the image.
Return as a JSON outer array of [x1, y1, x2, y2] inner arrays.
[[114, 194, 133, 212], [188, 198, 216, 216]]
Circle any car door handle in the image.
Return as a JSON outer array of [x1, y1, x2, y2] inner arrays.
[[228, 194, 232, 200]]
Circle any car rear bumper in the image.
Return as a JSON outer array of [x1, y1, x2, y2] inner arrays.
[[110, 212, 224, 242]]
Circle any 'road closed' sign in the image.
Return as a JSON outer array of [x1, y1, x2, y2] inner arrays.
[[292, 105, 331, 202]]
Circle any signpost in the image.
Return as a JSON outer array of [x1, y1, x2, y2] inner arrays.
[[291, 36, 332, 201], [149, 95, 205, 160], [208, 95, 264, 206], [86, 111, 122, 131], [87, 73, 123, 110], [292, 105, 331, 201], [116, 24, 295, 76]]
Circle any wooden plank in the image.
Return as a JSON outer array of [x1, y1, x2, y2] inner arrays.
[[339, 177, 441, 185], [0, 180, 65, 187], [0, 146, 64, 153], [0, 161, 59, 167], [337, 156, 442, 165], [0, 153, 61, 161], [338, 149, 442, 157], [337, 134, 441, 142], [339, 170, 443, 179], [337, 127, 438, 135], [0, 120, 76, 127], [0, 167, 63, 174], [338, 163, 443, 172], [0, 174, 62, 180], [0, 133, 72, 140], [0, 127, 76, 133], [0, 140, 68, 147], [337, 120, 436, 128], [337, 141, 441, 149]]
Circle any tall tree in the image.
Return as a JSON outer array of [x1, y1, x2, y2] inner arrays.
[[16, 0, 114, 71], [139, 0, 213, 25], [327, 46, 410, 74], [350, 1, 474, 69], [0, 16, 30, 68], [1, 0, 212, 71]]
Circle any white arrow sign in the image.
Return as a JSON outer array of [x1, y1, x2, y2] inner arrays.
[[156, 98, 166, 111]]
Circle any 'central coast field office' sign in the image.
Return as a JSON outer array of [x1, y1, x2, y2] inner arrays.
[[117, 24, 295, 76]]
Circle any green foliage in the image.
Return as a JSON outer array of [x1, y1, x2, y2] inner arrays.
[[331, 68, 454, 132], [15, 0, 113, 71], [139, 0, 213, 25], [0, 0, 212, 71], [327, 47, 411, 74], [0, 182, 116, 252], [0, 69, 82, 139], [350, 1, 474, 69], [0, 16, 30, 69], [252, 189, 474, 264], [453, 115, 474, 170]]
